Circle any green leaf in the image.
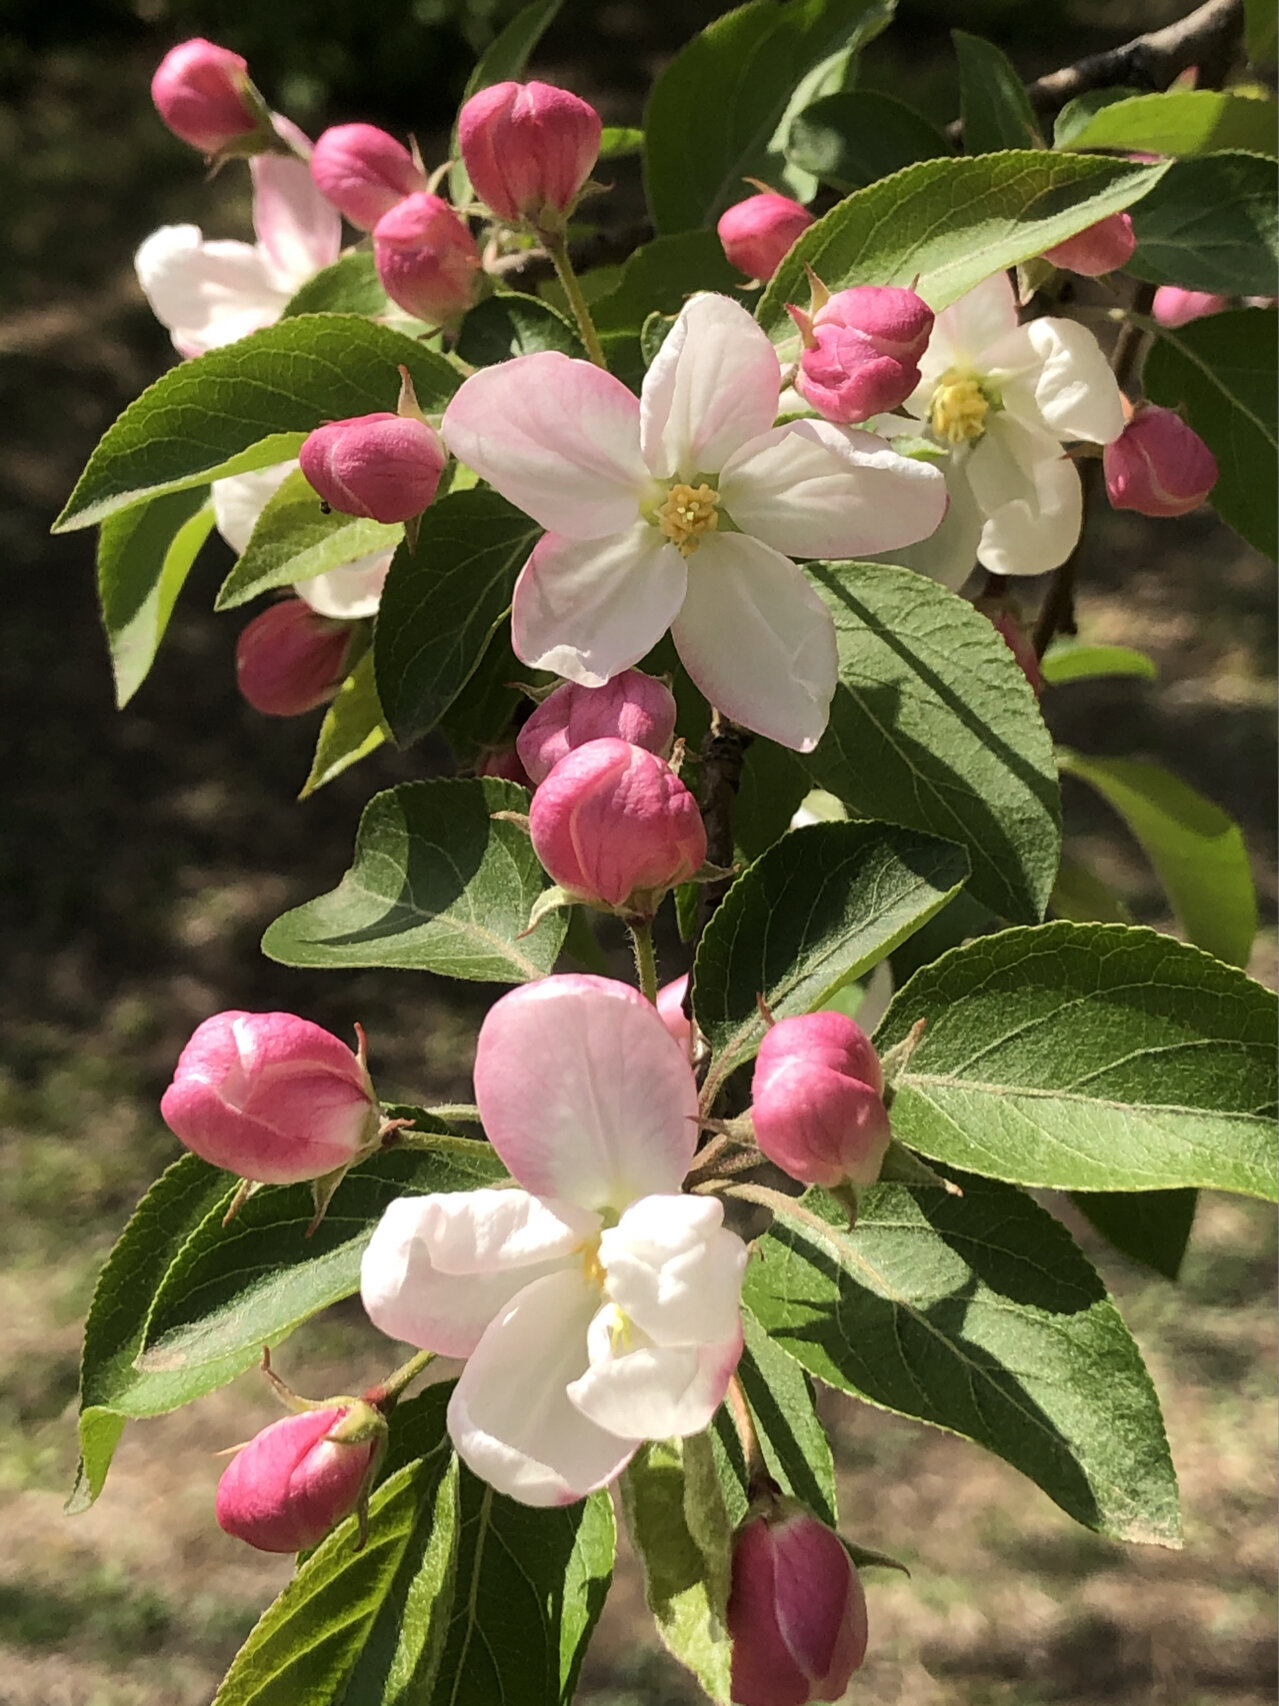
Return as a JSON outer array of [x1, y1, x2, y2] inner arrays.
[[373, 489, 541, 746], [786, 90, 950, 194], [622, 1436, 734, 1702], [56, 316, 460, 532], [953, 30, 1044, 153], [876, 921, 1279, 1200], [694, 818, 969, 1108], [643, 0, 896, 234], [96, 486, 214, 706], [1058, 750, 1257, 968], [1049, 858, 1132, 925], [1246, 0, 1278, 64], [1071, 1187, 1197, 1282], [262, 777, 567, 981], [1040, 640, 1157, 685], [600, 125, 645, 159], [301, 650, 388, 798], [437, 624, 528, 768], [743, 1176, 1181, 1545], [213, 1445, 459, 1705], [450, 0, 566, 205], [1052, 87, 1144, 149], [1059, 89, 1279, 158], [215, 468, 401, 609], [591, 230, 743, 332], [430, 1476, 615, 1706], [455, 293, 584, 366], [756, 152, 1167, 340], [803, 562, 1061, 924], [1143, 307, 1278, 560], [282, 251, 390, 318], [1126, 152, 1279, 296]]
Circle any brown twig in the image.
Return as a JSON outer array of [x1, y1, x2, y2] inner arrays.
[[695, 711, 753, 933]]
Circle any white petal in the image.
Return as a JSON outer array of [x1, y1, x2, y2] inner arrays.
[[879, 452, 984, 592], [568, 1312, 742, 1440], [295, 554, 391, 619], [211, 461, 298, 554], [448, 1269, 638, 1506], [965, 418, 1046, 517], [1018, 317, 1125, 444], [640, 293, 782, 480], [510, 525, 686, 686], [441, 354, 652, 538], [359, 1190, 592, 1357], [600, 1195, 747, 1347], [672, 533, 837, 753], [914, 270, 1019, 393], [977, 447, 1083, 576], [473, 975, 700, 1211], [250, 151, 342, 288], [135, 226, 290, 357], [719, 420, 948, 559]]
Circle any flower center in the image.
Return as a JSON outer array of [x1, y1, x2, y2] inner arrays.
[[580, 1237, 606, 1288], [929, 370, 992, 445], [654, 482, 720, 555]]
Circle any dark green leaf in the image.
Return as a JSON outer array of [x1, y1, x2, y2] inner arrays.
[[301, 650, 388, 798], [1246, 0, 1278, 64], [1059, 89, 1279, 158], [1040, 641, 1157, 685], [591, 231, 742, 332], [436, 624, 529, 768], [1127, 152, 1279, 296], [1048, 858, 1132, 925], [786, 90, 950, 193], [1071, 1187, 1197, 1282], [455, 293, 584, 366], [953, 30, 1044, 153], [743, 1176, 1182, 1545], [282, 251, 390, 318], [262, 777, 567, 981], [96, 486, 214, 706], [215, 468, 400, 609], [877, 921, 1278, 1200]]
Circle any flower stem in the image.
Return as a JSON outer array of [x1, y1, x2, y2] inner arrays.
[[543, 230, 608, 369], [363, 1348, 435, 1411], [628, 920, 659, 1005]]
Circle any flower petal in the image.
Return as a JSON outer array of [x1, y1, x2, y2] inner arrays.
[[448, 1268, 639, 1506], [135, 226, 289, 357], [568, 1311, 742, 1440], [359, 1190, 593, 1356], [212, 462, 298, 554], [875, 452, 984, 591], [441, 354, 651, 537], [295, 554, 391, 619], [672, 533, 837, 753], [250, 148, 342, 288], [600, 1194, 747, 1346], [914, 270, 1019, 394], [473, 974, 700, 1211], [1017, 316, 1125, 444], [511, 525, 686, 686], [640, 293, 782, 480], [976, 445, 1083, 576], [719, 419, 948, 559]]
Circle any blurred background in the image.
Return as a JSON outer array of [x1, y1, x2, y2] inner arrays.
[[1, 0, 1275, 1701]]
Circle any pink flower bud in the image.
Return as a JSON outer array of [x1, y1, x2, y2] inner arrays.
[[235, 600, 355, 717], [793, 285, 935, 424], [459, 80, 602, 228], [1151, 286, 1230, 329], [1041, 212, 1136, 277], [161, 1010, 379, 1184], [299, 412, 446, 524], [728, 1501, 869, 1706], [310, 123, 427, 230], [373, 193, 482, 325], [151, 38, 258, 155], [751, 1012, 890, 1189], [528, 738, 707, 914], [985, 608, 1043, 698], [476, 744, 533, 786], [717, 193, 814, 281], [516, 670, 678, 785], [1104, 404, 1218, 518], [656, 974, 692, 1052], [216, 1406, 379, 1553]]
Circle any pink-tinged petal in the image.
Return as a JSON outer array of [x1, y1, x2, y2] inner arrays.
[[568, 1313, 742, 1439], [359, 1191, 592, 1356], [473, 974, 700, 1211], [672, 533, 836, 753], [511, 525, 686, 685], [974, 438, 1082, 576], [251, 150, 342, 288], [448, 1268, 639, 1505], [211, 462, 298, 554], [442, 353, 651, 537], [295, 554, 391, 619], [600, 1195, 747, 1346], [914, 270, 1019, 395], [720, 419, 948, 559], [640, 293, 782, 480], [135, 226, 290, 356]]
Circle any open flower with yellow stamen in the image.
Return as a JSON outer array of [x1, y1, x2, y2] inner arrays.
[[441, 293, 947, 751]]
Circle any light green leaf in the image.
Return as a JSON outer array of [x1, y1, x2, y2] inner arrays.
[[953, 30, 1044, 153], [644, 0, 896, 234], [1071, 1187, 1198, 1282], [1052, 86, 1144, 149], [1049, 858, 1132, 925], [215, 468, 401, 609], [282, 251, 390, 318], [786, 90, 950, 193], [757, 152, 1166, 340], [1040, 640, 1157, 685], [769, 33, 865, 199], [455, 293, 584, 365], [1058, 750, 1257, 968], [1126, 152, 1279, 296], [694, 818, 970, 1108], [96, 486, 214, 706], [56, 316, 460, 532], [373, 490, 541, 746], [803, 562, 1061, 924], [262, 777, 566, 981], [600, 125, 644, 159], [876, 921, 1278, 1200], [743, 1176, 1182, 1545], [1142, 307, 1278, 560], [302, 650, 388, 798], [1059, 88, 1279, 158]]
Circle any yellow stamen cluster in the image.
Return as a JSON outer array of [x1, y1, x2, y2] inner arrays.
[[929, 371, 991, 445], [655, 482, 720, 555], [580, 1238, 606, 1287]]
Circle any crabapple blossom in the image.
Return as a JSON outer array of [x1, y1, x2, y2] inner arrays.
[[790, 285, 934, 424], [1042, 212, 1136, 277], [216, 1404, 382, 1553], [656, 974, 693, 1053], [458, 81, 601, 229], [1104, 404, 1218, 517], [151, 38, 259, 156], [441, 292, 947, 751], [360, 975, 748, 1506], [1151, 286, 1230, 328], [310, 123, 427, 229], [717, 192, 813, 281], [235, 599, 356, 716], [299, 413, 447, 523], [750, 1012, 890, 1189], [516, 670, 677, 785], [372, 193, 482, 324]]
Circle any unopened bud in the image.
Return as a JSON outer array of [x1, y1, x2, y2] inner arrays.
[[299, 412, 446, 524], [373, 193, 482, 325], [310, 123, 427, 230], [717, 192, 813, 282], [151, 38, 260, 156], [516, 670, 677, 785], [216, 1403, 382, 1553], [459, 80, 602, 230], [656, 974, 692, 1053], [728, 1498, 869, 1706], [236, 599, 355, 717], [161, 1010, 379, 1184], [792, 285, 934, 424], [1104, 404, 1218, 517], [477, 745, 533, 786], [529, 738, 706, 917], [1042, 212, 1136, 277], [984, 608, 1042, 698], [1151, 286, 1230, 329], [751, 1012, 890, 1189]]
